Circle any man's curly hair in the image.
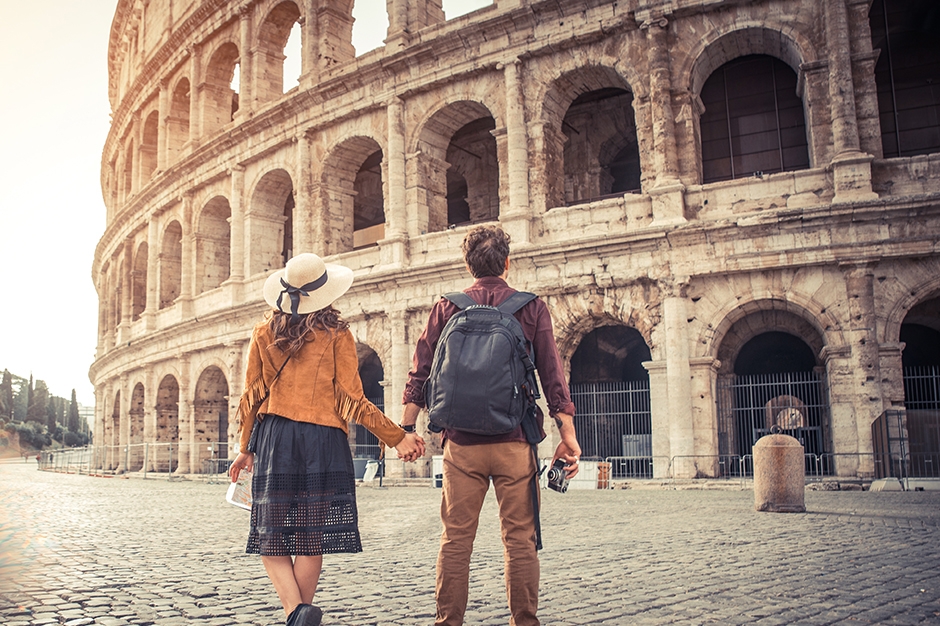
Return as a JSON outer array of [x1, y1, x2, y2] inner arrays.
[[462, 226, 511, 278]]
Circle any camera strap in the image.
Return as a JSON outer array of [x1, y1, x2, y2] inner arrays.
[[530, 443, 543, 551]]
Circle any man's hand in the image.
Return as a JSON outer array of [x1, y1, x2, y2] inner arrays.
[[229, 451, 254, 483], [550, 412, 581, 478], [395, 432, 426, 462]]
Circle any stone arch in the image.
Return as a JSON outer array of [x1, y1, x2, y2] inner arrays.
[[683, 26, 817, 182], [413, 100, 500, 233], [712, 301, 826, 376], [352, 342, 384, 459], [255, 1, 302, 103], [712, 301, 832, 461], [167, 77, 190, 164], [321, 135, 384, 254], [131, 241, 148, 321], [248, 169, 293, 275], [539, 65, 639, 209], [141, 110, 159, 182], [884, 266, 940, 344], [202, 41, 240, 137], [128, 382, 145, 471], [160, 220, 182, 309], [193, 366, 229, 469], [154, 374, 179, 472], [195, 195, 231, 293], [684, 26, 812, 96]]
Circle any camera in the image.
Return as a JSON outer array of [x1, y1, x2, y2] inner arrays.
[[546, 459, 569, 493]]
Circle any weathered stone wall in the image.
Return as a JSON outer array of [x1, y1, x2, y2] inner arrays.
[[92, 0, 940, 478]]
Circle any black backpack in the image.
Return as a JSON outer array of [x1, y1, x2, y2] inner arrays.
[[425, 291, 543, 441]]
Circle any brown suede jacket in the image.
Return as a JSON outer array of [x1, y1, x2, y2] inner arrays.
[[237, 320, 405, 453]]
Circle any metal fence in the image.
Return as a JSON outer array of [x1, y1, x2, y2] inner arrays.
[[570, 380, 652, 461], [716, 371, 832, 464]]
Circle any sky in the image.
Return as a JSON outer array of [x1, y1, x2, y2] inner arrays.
[[0, 0, 490, 408]]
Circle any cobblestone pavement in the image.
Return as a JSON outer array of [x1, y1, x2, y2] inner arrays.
[[1, 461, 939, 626]]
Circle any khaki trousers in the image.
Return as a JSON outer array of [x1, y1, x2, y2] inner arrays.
[[435, 440, 540, 626]]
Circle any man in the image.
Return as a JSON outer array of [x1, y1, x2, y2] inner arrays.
[[401, 225, 581, 626]]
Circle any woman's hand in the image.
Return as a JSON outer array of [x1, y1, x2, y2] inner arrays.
[[229, 451, 254, 482], [395, 432, 426, 462]]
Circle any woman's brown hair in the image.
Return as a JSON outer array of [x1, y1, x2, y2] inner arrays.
[[267, 306, 349, 355]]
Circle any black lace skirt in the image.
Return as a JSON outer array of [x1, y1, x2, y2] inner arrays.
[[246, 414, 362, 556]]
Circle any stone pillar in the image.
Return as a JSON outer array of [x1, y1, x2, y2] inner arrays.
[[142, 218, 159, 330], [842, 264, 883, 461], [641, 16, 685, 225], [175, 355, 192, 474], [642, 359, 671, 478], [500, 59, 531, 244], [237, 5, 254, 120], [664, 289, 695, 474], [317, 3, 355, 71], [300, 0, 319, 86], [381, 98, 408, 266], [822, 344, 860, 477], [385, 0, 444, 50], [293, 134, 313, 254], [187, 44, 202, 147], [116, 375, 128, 474], [157, 80, 169, 172], [689, 356, 721, 467], [845, 0, 883, 159], [143, 367, 157, 471], [228, 166, 246, 282], [226, 340, 246, 456], [825, 0, 877, 202], [117, 239, 134, 344], [179, 194, 194, 318]]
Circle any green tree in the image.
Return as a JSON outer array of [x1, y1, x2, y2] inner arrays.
[[27, 378, 49, 424], [46, 399, 57, 432], [0, 369, 13, 421], [67, 390, 80, 433]]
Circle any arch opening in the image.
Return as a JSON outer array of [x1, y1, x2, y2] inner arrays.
[[699, 54, 809, 183], [353, 345, 384, 462], [193, 367, 229, 470], [168, 79, 191, 164], [196, 196, 232, 293], [131, 242, 148, 321], [249, 170, 293, 274], [160, 221, 182, 309], [128, 383, 145, 471], [154, 375, 180, 472], [203, 43, 240, 137], [900, 296, 940, 473], [569, 326, 652, 477]]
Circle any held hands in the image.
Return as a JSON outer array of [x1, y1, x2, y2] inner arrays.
[[229, 451, 254, 483], [395, 432, 426, 462]]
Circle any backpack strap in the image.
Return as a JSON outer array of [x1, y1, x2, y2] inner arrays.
[[496, 291, 537, 315], [442, 292, 477, 310]]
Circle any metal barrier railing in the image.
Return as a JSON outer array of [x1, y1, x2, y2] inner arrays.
[[37, 446, 940, 490]]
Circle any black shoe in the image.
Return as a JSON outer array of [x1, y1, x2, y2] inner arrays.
[[286, 604, 323, 626]]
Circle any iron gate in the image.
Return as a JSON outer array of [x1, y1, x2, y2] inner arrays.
[[716, 371, 832, 476], [902, 365, 940, 477], [570, 381, 652, 477]]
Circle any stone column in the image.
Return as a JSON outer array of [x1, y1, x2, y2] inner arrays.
[[381, 98, 408, 266], [175, 355, 192, 474], [385, 0, 410, 50], [842, 263, 883, 468], [641, 16, 685, 225], [642, 359, 670, 478], [117, 239, 134, 344], [663, 281, 696, 476], [237, 5, 254, 120], [293, 134, 313, 254], [300, 0, 319, 86], [689, 357, 722, 474], [157, 80, 169, 172], [142, 218, 159, 330], [143, 367, 157, 471], [825, 0, 877, 202], [501, 59, 532, 244], [116, 375, 128, 474], [187, 44, 202, 147], [227, 166, 246, 282], [179, 194, 194, 318], [822, 344, 859, 476]]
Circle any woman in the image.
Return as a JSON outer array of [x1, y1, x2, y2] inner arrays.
[[229, 253, 425, 626]]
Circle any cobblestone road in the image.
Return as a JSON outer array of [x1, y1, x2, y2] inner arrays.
[[1, 461, 939, 625]]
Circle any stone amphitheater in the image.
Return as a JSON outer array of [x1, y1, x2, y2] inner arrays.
[[91, 0, 940, 482]]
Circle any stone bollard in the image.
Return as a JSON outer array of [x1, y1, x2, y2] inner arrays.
[[753, 431, 806, 513]]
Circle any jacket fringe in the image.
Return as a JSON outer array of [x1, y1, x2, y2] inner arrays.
[[335, 386, 393, 453], [236, 376, 268, 437]]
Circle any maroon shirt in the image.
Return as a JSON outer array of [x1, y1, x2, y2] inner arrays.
[[403, 276, 576, 445]]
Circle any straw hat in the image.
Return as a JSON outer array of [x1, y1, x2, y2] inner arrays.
[[263, 253, 354, 321]]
